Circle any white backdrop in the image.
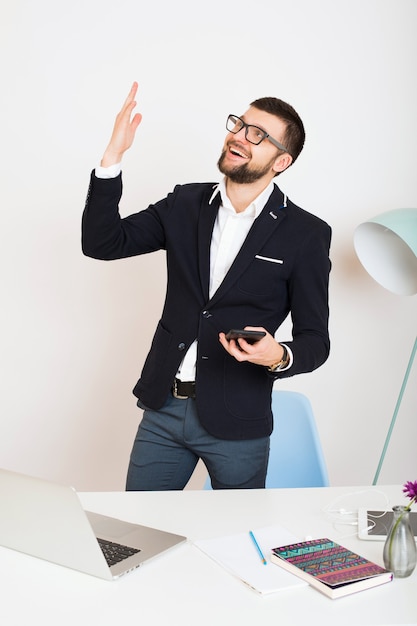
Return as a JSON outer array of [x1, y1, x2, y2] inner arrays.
[[1, 0, 416, 490]]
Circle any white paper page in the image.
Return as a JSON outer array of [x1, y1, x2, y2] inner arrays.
[[194, 525, 308, 595]]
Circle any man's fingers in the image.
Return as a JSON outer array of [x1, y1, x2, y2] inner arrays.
[[130, 112, 143, 132], [118, 82, 139, 118], [124, 81, 138, 106]]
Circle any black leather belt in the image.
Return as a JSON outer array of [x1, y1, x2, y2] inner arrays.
[[172, 378, 196, 399]]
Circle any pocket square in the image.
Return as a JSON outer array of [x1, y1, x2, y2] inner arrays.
[[255, 254, 284, 264]]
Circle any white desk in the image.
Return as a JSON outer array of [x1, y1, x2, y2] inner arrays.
[[1, 486, 415, 626]]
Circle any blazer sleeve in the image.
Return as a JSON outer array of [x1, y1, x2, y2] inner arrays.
[[271, 217, 332, 378], [81, 171, 167, 260]]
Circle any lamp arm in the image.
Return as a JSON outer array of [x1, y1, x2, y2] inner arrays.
[[373, 336, 417, 485]]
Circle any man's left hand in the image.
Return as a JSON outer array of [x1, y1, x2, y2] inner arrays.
[[219, 326, 285, 368]]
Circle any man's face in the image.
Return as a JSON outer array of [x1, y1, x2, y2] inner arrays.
[[217, 107, 290, 184]]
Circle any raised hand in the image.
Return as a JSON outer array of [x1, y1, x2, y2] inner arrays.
[[101, 82, 143, 167]]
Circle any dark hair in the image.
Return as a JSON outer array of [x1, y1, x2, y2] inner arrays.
[[250, 97, 305, 163]]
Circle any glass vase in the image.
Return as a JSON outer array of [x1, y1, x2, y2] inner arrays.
[[383, 506, 417, 578]]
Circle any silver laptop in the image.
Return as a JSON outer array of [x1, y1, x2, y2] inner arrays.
[[0, 468, 186, 580]]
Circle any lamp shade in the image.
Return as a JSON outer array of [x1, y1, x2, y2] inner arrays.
[[354, 208, 417, 296]]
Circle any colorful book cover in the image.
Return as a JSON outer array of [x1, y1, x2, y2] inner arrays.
[[272, 538, 389, 588]]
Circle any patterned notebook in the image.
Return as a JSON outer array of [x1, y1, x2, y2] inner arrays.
[[271, 538, 392, 599]]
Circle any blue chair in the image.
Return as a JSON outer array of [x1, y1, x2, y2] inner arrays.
[[204, 390, 329, 489]]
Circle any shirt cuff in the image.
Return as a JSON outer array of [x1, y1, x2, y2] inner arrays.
[[95, 163, 122, 179], [279, 342, 293, 371]]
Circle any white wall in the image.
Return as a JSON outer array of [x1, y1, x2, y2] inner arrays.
[[1, 0, 416, 491]]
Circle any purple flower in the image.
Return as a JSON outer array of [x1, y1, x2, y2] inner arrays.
[[402, 481, 417, 507]]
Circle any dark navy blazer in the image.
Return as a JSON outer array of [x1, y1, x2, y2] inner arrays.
[[82, 172, 331, 440]]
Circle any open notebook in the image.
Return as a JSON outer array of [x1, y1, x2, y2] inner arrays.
[[194, 525, 308, 594]]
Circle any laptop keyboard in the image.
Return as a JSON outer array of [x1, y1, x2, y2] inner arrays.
[[97, 537, 141, 567]]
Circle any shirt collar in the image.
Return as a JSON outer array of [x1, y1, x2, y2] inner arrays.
[[209, 178, 276, 218]]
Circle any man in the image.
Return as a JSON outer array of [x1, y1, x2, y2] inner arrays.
[[82, 82, 331, 490]]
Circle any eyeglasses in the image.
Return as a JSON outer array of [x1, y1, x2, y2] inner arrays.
[[226, 114, 289, 153]]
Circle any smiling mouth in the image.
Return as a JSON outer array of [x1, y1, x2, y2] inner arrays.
[[228, 143, 250, 159]]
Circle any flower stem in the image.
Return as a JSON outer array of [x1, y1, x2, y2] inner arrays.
[[388, 497, 416, 559]]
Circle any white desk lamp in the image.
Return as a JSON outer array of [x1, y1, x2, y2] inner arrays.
[[353, 208, 417, 484]]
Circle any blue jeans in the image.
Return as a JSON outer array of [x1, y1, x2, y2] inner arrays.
[[126, 393, 270, 490]]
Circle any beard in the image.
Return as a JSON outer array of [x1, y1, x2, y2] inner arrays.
[[217, 149, 277, 184]]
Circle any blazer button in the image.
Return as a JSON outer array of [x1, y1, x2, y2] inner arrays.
[[202, 310, 212, 318], [178, 342, 186, 351]]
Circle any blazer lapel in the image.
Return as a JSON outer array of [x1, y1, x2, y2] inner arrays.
[[197, 188, 221, 301]]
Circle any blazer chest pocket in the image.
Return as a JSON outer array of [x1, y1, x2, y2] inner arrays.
[[237, 255, 285, 297]]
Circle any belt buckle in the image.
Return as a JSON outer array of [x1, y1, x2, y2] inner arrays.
[[172, 379, 189, 400]]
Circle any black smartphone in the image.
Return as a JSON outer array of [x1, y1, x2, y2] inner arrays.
[[225, 329, 266, 344]]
